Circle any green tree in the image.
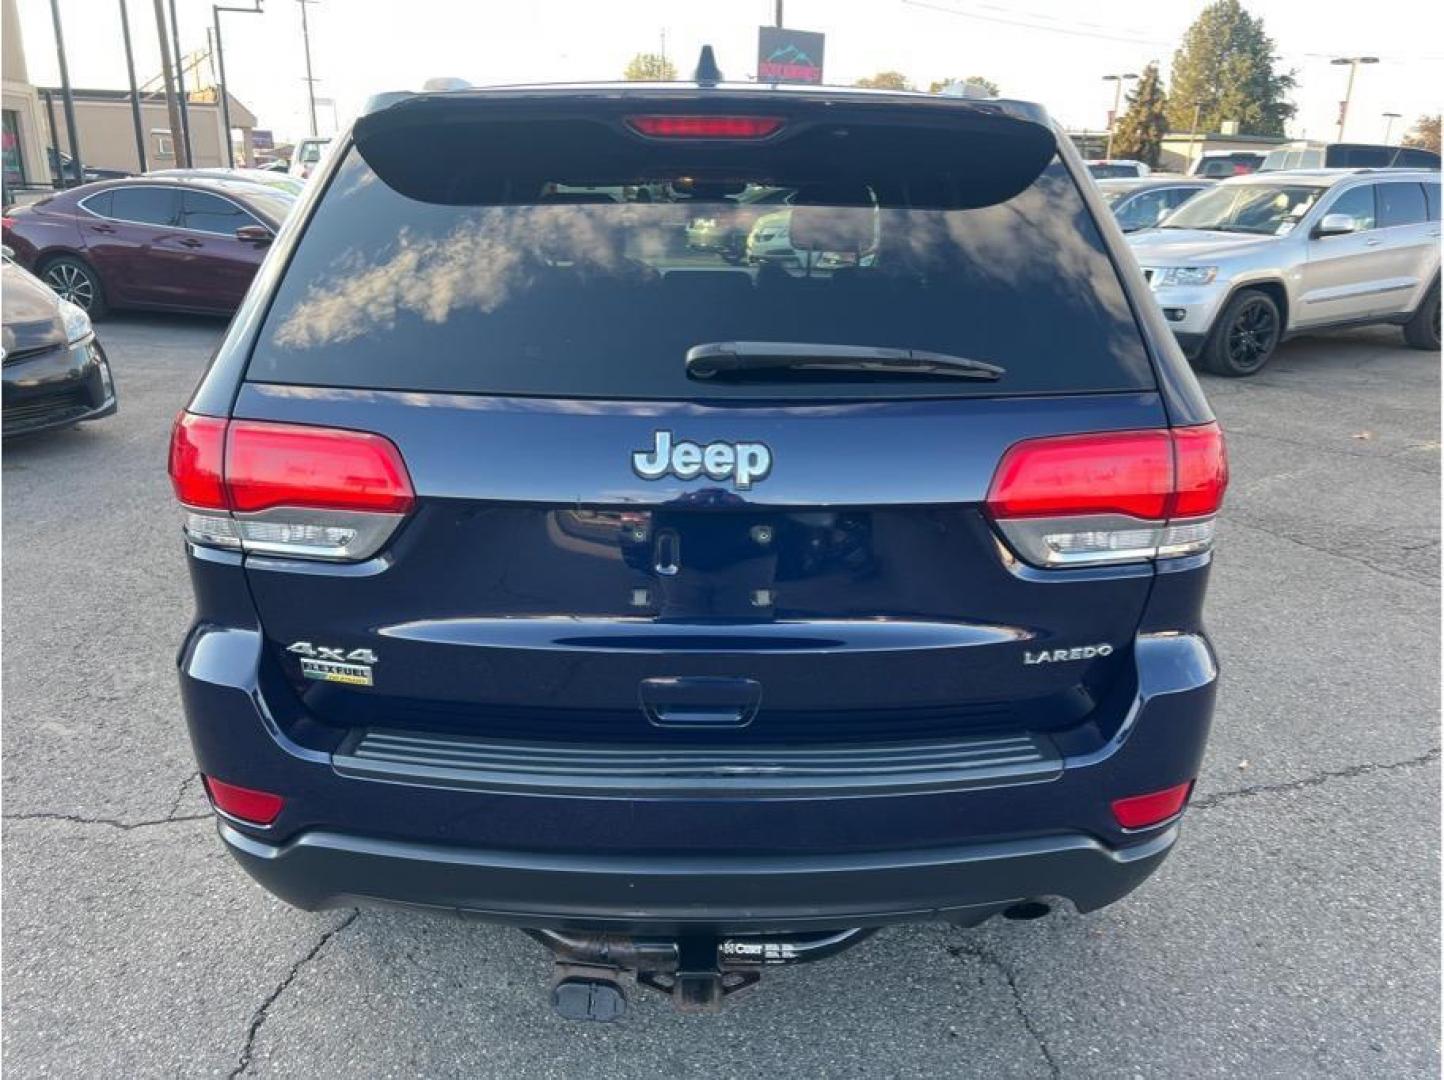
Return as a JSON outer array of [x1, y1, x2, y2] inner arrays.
[[854, 71, 913, 91], [1110, 63, 1169, 166], [1166, 0, 1295, 136], [1403, 114, 1441, 153], [927, 76, 999, 97], [623, 53, 677, 81]]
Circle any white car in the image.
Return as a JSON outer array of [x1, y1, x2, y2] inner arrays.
[[289, 137, 332, 179], [1127, 169, 1441, 375], [1087, 159, 1151, 179]]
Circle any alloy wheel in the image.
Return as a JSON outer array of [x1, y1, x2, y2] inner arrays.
[[44, 263, 95, 310], [1226, 297, 1278, 370]]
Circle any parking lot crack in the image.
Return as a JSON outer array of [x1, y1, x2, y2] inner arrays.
[[1228, 519, 1440, 588], [166, 771, 202, 820], [229, 910, 360, 1078], [1193, 748, 1440, 811], [2, 811, 212, 831], [947, 939, 1060, 1078]]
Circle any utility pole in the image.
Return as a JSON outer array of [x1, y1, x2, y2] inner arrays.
[[1331, 56, 1378, 142], [1381, 111, 1401, 145], [119, 0, 148, 172], [213, 3, 264, 169], [48, 0, 84, 185], [298, 0, 319, 137], [168, 0, 193, 166], [1101, 72, 1137, 160], [151, 0, 187, 169], [775, 0, 783, 26]]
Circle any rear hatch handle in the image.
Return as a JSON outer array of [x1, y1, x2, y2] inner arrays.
[[640, 676, 763, 729]]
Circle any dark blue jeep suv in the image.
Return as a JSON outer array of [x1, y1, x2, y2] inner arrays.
[[170, 63, 1226, 1018]]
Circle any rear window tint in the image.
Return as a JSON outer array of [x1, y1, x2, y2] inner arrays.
[[247, 146, 1153, 401], [1378, 182, 1427, 227]]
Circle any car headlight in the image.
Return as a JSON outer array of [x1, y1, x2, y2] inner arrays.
[[58, 298, 92, 344], [1155, 266, 1219, 287]]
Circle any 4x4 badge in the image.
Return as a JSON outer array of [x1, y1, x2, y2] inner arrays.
[[287, 641, 377, 686], [632, 430, 772, 490]]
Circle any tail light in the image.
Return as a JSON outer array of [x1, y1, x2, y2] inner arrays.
[[1, 215, 14, 230], [168, 413, 414, 561], [1112, 780, 1194, 829], [203, 775, 285, 826], [986, 422, 1226, 568], [625, 115, 784, 139]]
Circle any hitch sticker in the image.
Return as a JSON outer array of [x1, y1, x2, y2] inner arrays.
[[287, 642, 377, 686]]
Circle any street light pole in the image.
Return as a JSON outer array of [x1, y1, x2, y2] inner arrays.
[[48, 0, 84, 185], [297, 0, 319, 137], [1381, 111, 1401, 145], [168, 0, 193, 166], [1102, 72, 1137, 159], [118, 0, 148, 172], [1330, 56, 1378, 142], [213, 3, 264, 169]]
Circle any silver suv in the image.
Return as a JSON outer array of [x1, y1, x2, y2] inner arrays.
[[1127, 169, 1441, 375]]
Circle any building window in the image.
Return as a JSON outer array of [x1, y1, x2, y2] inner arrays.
[[3, 109, 27, 188]]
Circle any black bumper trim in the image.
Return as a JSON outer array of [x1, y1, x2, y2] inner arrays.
[[219, 821, 1177, 933], [332, 728, 1062, 798]]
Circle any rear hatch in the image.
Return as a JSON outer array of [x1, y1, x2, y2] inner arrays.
[[223, 90, 1173, 747]]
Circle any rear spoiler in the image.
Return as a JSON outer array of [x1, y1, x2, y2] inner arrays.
[[351, 87, 1059, 209]]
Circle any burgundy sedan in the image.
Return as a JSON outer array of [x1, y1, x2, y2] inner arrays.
[[1, 177, 294, 317]]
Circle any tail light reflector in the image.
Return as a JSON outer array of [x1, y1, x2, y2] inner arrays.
[[203, 776, 285, 826], [986, 422, 1226, 568], [625, 115, 784, 139], [1112, 780, 1194, 829], [168, 413, 414, 561]]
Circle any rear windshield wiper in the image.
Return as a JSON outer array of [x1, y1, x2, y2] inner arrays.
[[686, 342, 1005, 381]]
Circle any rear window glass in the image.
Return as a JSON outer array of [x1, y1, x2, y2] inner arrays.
[[247, 145, 1153, 401], [1377, 182, 1428, 227], [109, 186, 177, 226]]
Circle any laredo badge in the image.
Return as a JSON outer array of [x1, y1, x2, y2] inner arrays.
[[287, 642, 378, 686]]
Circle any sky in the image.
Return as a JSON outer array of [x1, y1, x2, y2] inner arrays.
[[13, 0, 1444, 147]]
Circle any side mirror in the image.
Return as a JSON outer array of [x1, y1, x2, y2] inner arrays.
[[1314, 213, 1358, 238], [235, 224, 273, 245]]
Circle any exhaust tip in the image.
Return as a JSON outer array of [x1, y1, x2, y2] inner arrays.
[[1002, 900, 1052, 922]]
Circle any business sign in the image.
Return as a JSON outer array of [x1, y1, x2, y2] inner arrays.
[[757, 27, 825, 84], [251, 129, 274, 150]]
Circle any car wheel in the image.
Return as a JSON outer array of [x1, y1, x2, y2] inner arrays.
[[1201, 289, 1280, 377], [1402, 282, 1441, 351], [40, 255, 108, 318]]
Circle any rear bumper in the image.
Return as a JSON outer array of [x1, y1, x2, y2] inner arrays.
[[180, 551, 1217, 931], [219, 819, 1177, 934]]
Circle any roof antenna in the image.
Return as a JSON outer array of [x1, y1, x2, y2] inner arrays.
[[694, 45, 723, 87]]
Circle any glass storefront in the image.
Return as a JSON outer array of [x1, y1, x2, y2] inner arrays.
[[3, 108, 27, 189]]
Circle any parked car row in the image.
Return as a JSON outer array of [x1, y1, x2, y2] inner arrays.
[[1127, 169, 1441, 375], [1, 252, 116, 436], [2, 173, 295, 317]]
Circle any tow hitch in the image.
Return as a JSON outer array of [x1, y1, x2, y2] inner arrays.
[[525, 928, 878, 1020]]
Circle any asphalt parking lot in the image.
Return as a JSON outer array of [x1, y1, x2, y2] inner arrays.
[[2, 315, 1439, 1077]]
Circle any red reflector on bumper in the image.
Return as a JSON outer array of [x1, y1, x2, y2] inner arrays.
[[203, 776, 285, 826], [1111, 780, 1194, 829]]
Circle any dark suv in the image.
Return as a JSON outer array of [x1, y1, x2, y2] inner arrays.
[[170, 63, 1227, 1019]]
